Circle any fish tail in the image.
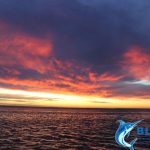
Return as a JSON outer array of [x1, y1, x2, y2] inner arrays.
[[130, 138, 137, 150]]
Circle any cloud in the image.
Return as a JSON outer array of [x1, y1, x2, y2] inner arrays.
[[0, 94, 60, 102], [0, 0, 150, 68], [122, 47, 150, 81], [0, 22, 53, 74], [0, 0, 150, 105], [0, 21, 123, 97]]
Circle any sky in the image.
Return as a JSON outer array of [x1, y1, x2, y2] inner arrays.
[[0, 0, 150, 108]]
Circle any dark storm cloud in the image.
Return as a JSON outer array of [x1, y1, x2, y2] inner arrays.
[[0, 0, 150, 68]]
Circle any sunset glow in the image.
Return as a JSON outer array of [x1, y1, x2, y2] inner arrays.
[[0, 88, 150, 108], [0, 0, 150, 108]]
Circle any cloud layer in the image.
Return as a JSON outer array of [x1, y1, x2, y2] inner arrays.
[[0, 0, 150, 106]]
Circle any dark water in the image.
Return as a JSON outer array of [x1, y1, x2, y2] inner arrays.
[[0, 107, 150, 150]]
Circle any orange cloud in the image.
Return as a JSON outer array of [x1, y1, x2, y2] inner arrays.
[[0, 21, 53, 73], [123, 46, 150, 81], [0, 21, 126, 100], [89, 72, 123, 82]]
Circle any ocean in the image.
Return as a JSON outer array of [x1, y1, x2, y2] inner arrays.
[[0, 106, 149, 150]]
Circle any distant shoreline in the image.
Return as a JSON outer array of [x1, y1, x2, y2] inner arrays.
[[0, 105, 150, 110]]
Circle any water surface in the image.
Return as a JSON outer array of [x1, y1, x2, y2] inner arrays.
[[0, 107, 149, 150]]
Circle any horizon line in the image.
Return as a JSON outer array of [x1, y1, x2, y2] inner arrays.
[[0, 105, 150, 109]]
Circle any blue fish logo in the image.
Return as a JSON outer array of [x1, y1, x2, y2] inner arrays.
[[115, 120, 142, 150]]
